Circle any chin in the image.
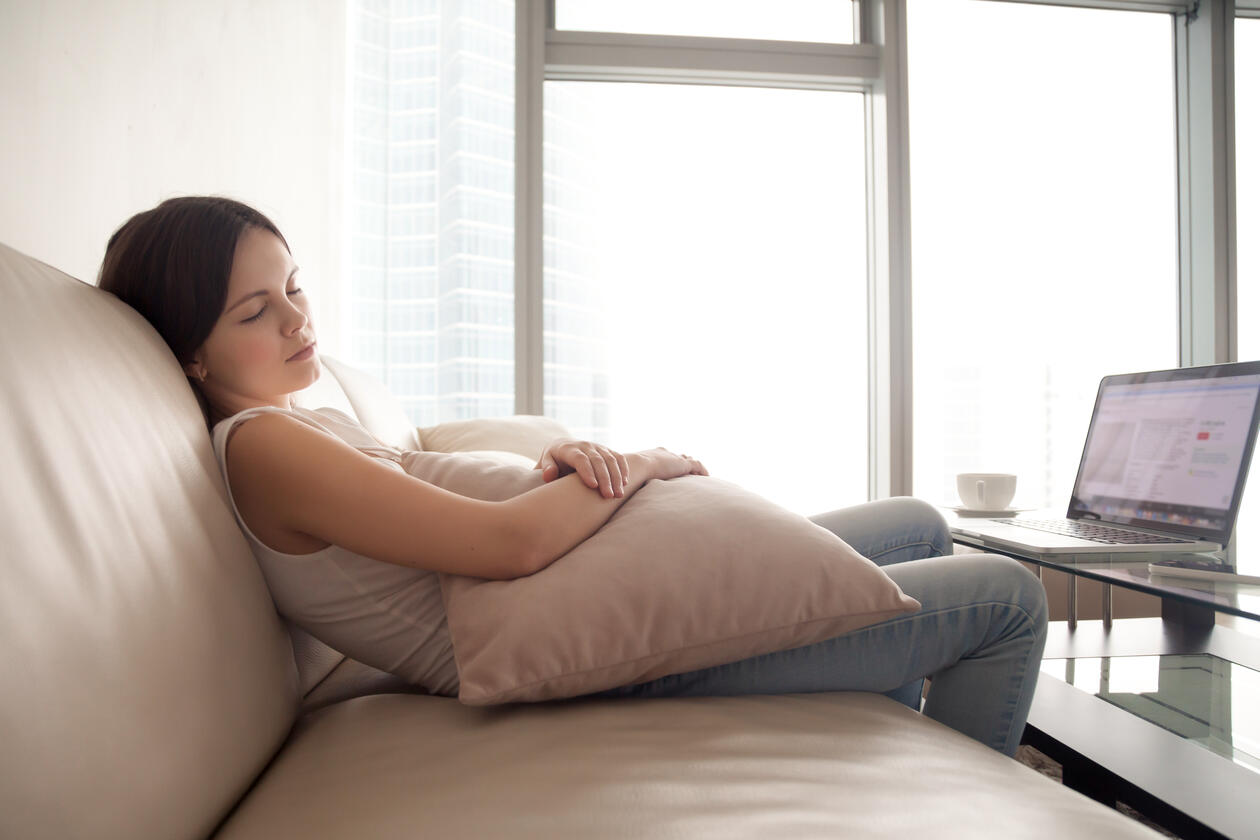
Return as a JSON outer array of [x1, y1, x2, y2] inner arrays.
[[295, 361, 321, 390]]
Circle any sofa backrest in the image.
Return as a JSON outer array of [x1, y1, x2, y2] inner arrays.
[[0, 242, 299, 840]]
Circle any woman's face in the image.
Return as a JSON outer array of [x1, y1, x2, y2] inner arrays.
[[184, 227, 319, 417]]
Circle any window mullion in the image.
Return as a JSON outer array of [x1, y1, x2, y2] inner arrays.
[[516, 0, 546, 415], [977, 0, 1192, 12], [1176, 0, 1236, 368], [866, 0, 912, 501], [543, 30, 879, 89]]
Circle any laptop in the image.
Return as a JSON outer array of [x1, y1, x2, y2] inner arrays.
[[949, 361, 1260, 557]]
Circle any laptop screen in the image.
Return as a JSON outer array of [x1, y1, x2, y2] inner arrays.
[[1068, 361, 1260, 545]]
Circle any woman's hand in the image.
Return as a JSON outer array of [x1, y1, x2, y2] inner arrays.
[[642, 447, 709, 481], [536, 439, 632, 498]]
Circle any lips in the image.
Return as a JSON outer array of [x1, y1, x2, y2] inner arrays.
[[287, 342, 316, 362]]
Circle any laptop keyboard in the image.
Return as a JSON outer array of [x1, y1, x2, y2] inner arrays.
[[1001, 519, 1189, 545]]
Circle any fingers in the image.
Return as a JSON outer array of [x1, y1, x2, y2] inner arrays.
[[590, 444, 626, 498], [617, 450, 631, 489], [580, 450, 612, 497], [539, 456, 559, 481], [568, 443, 627, 498], [679, 453, 709, 477], [571, 450, 599, 490]]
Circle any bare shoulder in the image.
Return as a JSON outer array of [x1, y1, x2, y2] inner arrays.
[[225, 410, 347, 485], [225, 409, 333, 456], [223, 412, 347, 555]]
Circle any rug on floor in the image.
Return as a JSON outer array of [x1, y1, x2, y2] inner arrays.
[[1014, 745, 1179, 838]]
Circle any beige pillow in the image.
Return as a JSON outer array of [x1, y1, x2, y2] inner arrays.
[[418, 415, 572, 461], [399, 451, 922, 706]]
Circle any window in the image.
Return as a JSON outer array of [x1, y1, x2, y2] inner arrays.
[[543, 82, 869, 515], [344, 1, 1242, 525], [554, 0, 858, 44], [907, 0, 1179, 511]]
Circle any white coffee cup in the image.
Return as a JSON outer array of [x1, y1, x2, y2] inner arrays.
[[957, 473, 1017, 511]]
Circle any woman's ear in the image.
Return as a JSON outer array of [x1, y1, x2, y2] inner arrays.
[[182, 352, 207, 382]]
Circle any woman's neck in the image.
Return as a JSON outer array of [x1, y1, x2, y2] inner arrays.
[[202, 391, 295, 428]]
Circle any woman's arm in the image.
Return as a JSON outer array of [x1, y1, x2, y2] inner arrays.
[[225, 412, 701, 580], [501, 446, 700, 574]]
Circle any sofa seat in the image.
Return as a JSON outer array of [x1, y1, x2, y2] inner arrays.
[[215, 692, 1155, 839]]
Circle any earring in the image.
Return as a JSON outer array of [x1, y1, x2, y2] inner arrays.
[[197, 369, 207, 383]]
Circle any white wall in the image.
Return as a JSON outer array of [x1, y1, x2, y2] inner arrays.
[[0, 0, 348, 354]]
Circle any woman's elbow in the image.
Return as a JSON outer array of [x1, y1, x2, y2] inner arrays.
[[494, 510, 546, 579]]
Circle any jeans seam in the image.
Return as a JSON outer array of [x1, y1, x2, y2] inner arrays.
[[997, 642, 1033, 755], [866, 540, 936, 562], [839, 600, 1043, 655], [990, 607, 1046, 755]]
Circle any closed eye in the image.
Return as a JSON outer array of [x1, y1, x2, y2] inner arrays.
[[241, 288, 303, 323]]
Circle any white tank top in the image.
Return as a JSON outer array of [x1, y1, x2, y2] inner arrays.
[[211, 405, 459, 697]]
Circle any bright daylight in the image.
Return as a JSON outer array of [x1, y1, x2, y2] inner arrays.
[[2, 2, 1257, 839]]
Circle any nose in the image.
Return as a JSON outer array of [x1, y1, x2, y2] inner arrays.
[[283, 301, 308, 336]]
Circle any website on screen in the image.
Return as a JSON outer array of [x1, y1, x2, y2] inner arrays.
[[1074, 377, 1260, 528]]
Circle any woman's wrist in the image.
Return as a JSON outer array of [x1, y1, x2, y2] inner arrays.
[[627, 451, 661, 484]]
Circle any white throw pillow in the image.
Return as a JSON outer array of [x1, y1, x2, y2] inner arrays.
[[418, 415, 572, 461]]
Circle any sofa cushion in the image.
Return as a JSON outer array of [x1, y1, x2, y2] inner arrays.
[[213, 692, 1162, 839], [397, 452, 920, 706], [418, 414, 570, 460], [0, 242, 299, 840], [314, 355, 421, 451]]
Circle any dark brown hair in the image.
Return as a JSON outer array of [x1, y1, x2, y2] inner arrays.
[[97, 196, 291, 426]]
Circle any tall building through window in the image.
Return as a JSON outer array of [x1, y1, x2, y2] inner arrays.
[[346, 0, 516, 425], [348, 0, 601, 429]]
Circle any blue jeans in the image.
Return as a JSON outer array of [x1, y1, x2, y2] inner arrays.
[[591, 497, 1048, 757]]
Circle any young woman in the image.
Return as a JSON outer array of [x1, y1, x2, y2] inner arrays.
[[98, 196, 1047, 757]]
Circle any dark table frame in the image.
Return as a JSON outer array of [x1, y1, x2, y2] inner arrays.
[[950, 533, 1260, 840]]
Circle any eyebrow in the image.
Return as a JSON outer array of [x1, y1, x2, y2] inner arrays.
[[226, 266, 300, 312]]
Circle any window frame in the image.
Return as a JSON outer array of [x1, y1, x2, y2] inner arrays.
[[513, 0, 1242, 504]]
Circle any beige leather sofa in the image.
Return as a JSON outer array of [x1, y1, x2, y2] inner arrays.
[[1, 240, 1161, 839]]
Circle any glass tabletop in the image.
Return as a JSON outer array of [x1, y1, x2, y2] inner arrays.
[[941, 508, 1260, 622], [1014, 552, 1260, 623], [1041, 653, 1260, 775]]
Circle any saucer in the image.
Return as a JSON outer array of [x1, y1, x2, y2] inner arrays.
[[944, 505, 1032, 518]]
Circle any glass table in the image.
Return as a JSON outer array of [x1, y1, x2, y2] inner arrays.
[[1026, 550, 1260, 629], [945, 512, 1260, 839], [1039, 652, 1260, 776]]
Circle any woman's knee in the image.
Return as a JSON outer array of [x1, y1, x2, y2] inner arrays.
[[886, 496, 953, 557], [808, 496, 954, 563], [915, 552, 1048, 635], [986, 554, 1049, 635]]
